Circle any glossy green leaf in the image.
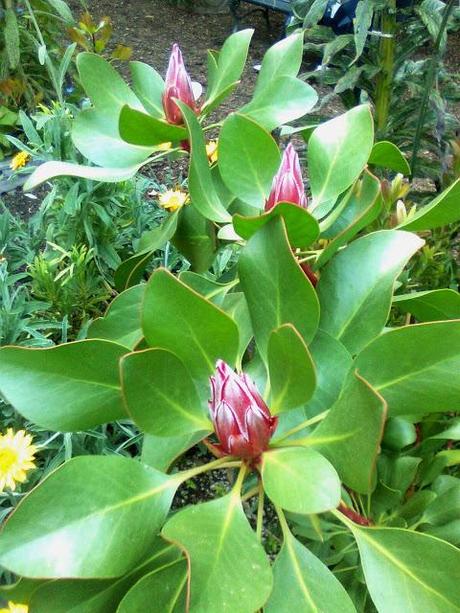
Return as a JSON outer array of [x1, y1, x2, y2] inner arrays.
[[304, 331, 352, 417], [119, 105, 187, 146], [179, 271, 233, 306], [0, 340, 127, 431], [317, 230, 424, 354], [266, 530, 356, 613], [29, 541, 182, 613], [355, 321, 460, 416], [382, 417, 417, 450], [313, 372, 387, 493], [121, 348, 211, 436], [316, 172, 382, 268], [233, 201, 320, 249], [203, 29, 253, 112], [142, 431, 205, 473], [268, 324, 316, 414], [368, 141, 410, 175], [177, 102, 231, 223], [142, 269, 239, 381], [0, 456, 179, 578], [24, 160, 143, 191], [77, 52, 143, 113], [241, 76, 318, 132], [308, 105, 374, 207], [172, 204, 217, 273], [422, 485, 460, 526], [117, 559, 187, 613], [73, 108, 152, 168], [162, 492, 273, 613], [88, 285, 145, 349], [130, 60, 165, 118], [239, 217, 319, 360], [393, 288, 460, 322], [219, 113, 281, 207], [349, 525, 460, 613], [262, 446, 341, 514], [399, 178, 460, 231], [114, 211, 179, 291], [254, 32, 304, 95]]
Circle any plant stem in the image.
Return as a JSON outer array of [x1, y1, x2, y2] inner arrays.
[[176, 456, 240, 483], [374, 0, 397, 137], [232, 462, 248, 495], [410, 0, 456, 178], [256, 480, 264, 541], [272, 410, 329, 445], [241, 485, 259, 502], [274, 504, 290, 538]]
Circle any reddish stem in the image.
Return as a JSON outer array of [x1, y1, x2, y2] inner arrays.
[[338, 503, 373, 526]]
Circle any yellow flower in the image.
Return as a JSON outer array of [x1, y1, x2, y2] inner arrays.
[[0, 602, 28, 613], [0, 429, 36, 492], [206, 140, 218, 164], [156, 141, 172, 152], [158, 189, 189, 212], [10, 151, 30, 171]]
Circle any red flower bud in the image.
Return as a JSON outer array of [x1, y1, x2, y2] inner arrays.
[[209, 360, 278, 460], [162, 44, 197, 125], [265, 143, 308, 211]]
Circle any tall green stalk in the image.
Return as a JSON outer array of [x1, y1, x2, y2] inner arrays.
[[410, 0, 456, 178], [374, 0, 397, 138]]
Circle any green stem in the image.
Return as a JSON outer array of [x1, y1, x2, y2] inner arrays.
[[271, 410, 329, 445], [256, 480, 264, 542], [274, 504, 290, 538], [410, 0, 456, 178], [176, 456, 240, 484], [232, 462, 248, 495], [374, 1, 397, 137]]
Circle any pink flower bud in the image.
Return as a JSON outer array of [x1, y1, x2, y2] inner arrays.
[[265, 143, 308, 211], [162, 44, 197, 125], [209, 360, 278, 460]]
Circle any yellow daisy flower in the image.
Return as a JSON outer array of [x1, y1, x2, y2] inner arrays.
[[206, 140, 218, 164], [158, 189, 189, 212], [10, 152, 30, 172], [0, 429, 36, 493], [0, 602, 28, 613]]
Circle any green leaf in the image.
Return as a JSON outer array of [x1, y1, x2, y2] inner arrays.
[[0, 340, 127, 431], [304, 331, 353, 417], [24, 160, 143, 191], [203, 29, 253, 112], [266, 531, 356, 613], [179, 271, 233, 306], [121, 348, 211, 436], [177, 102, 231, 223], [254, 33, 304, 95], [317, 230, 424, 354], [73, 108, 153, 168], [162, 492, 273, 612], [4, 9, 20, 70], [130, 60, 165, 118], [262, 446, 341, 514], [221, 292, 253, 364], [114, 211, 179, 291], [353, 0, 373, 60], [422, 485, 460, 526], [399, 178, 460, 230], [316, 172, 382, 268], [348, 525, 460, 613], [29, 541, 182, 613], [142, 269, 239, 382], [369, 141, 411, 175], [119, 106, 187, 146], [268, 324, 316, 414], [172, 204, 217, 273], [142, 431, 205, 473], [313, 372, 387, 493], [117, 559, 187, 613], [219, 113, 281, 208], [393, 289, 460, 322], [0, 456, 179, 578], [239, 217, 319, 360], [355, 321, 460, 416], [88, 285, 145, 349], [77, 52, 143, 113], [308, 105, 374, 208], [233, 202, 320, 250], [240, 76, 318, 132]]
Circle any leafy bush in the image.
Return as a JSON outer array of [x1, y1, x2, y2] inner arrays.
[[0, 31, 459, 611]]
